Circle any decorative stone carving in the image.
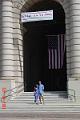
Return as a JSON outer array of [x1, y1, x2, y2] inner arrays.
[[13, 2, 22, 10], [12, 0, 64, 10], [0, 0, 13, 2]]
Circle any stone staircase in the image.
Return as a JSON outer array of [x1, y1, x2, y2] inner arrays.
[[1, 91, 80, 113]]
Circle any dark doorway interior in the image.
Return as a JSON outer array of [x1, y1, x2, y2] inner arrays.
[[23, 0, 67, 91]]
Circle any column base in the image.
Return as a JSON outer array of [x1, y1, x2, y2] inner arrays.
[[0, 80, 16, 102], [68, 78, 80, 102]]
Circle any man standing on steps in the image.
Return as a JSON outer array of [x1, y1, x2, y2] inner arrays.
[[38, 81, 44, 104]]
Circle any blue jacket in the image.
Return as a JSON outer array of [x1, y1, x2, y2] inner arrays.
[[38, 84, 44, 94]]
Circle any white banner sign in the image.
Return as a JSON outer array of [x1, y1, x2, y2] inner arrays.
[[21, 10, 53, 23]]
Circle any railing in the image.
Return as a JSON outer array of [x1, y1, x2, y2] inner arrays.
[[68, 89, 76, 102], [1, 82, 24, 103]]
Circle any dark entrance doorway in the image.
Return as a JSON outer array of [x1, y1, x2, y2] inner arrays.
[[23, 0, 67, 91]]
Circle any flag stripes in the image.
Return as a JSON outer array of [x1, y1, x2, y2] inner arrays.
[[48, 34, 65, 69]]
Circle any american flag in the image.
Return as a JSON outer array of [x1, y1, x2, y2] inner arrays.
[[48, 34, 65, 69]]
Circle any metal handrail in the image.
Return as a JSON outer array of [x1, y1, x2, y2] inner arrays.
[[1, 82, 24, 103], [1, 91, 18, 103], [5, 82, 23, 93], [68, 89, 76, 102]]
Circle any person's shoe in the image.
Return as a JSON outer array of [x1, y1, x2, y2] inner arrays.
[[40, 102, 42, 104], [36, 102, 39, 105]]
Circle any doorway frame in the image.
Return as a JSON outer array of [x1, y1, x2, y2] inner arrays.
[[12, 0, 70, 91]]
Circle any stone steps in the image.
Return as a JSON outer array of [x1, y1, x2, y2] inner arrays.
[[0, 91, 77, 113], [9, 91, 69, 103]]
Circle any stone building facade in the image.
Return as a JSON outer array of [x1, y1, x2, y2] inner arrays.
[[0, 0, 80, 102]]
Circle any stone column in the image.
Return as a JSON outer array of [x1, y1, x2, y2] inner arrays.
[[70, 0, 80, 78], [0, 0, 16, 99], [63, 0, 71, 79], [12, 2, 24, 92], [68, 0, 80, 102]]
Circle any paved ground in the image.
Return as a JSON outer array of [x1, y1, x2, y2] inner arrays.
[[0, 112, 80, 120], [0, 118, 80, 120], [0, 117, 80, 120]]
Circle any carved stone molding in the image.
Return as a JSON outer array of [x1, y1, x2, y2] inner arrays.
[[12, 0, 64, 10], [12, 0, 32, 9], [13, 2, 22, 10], [0, 0, 13, 2]]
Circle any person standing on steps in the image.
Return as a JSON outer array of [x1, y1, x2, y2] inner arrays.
[[34, 84, 39, 104], [38, 81, 44, 104]]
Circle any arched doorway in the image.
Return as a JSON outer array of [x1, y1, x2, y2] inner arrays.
[[23, 0, 67, 91]]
